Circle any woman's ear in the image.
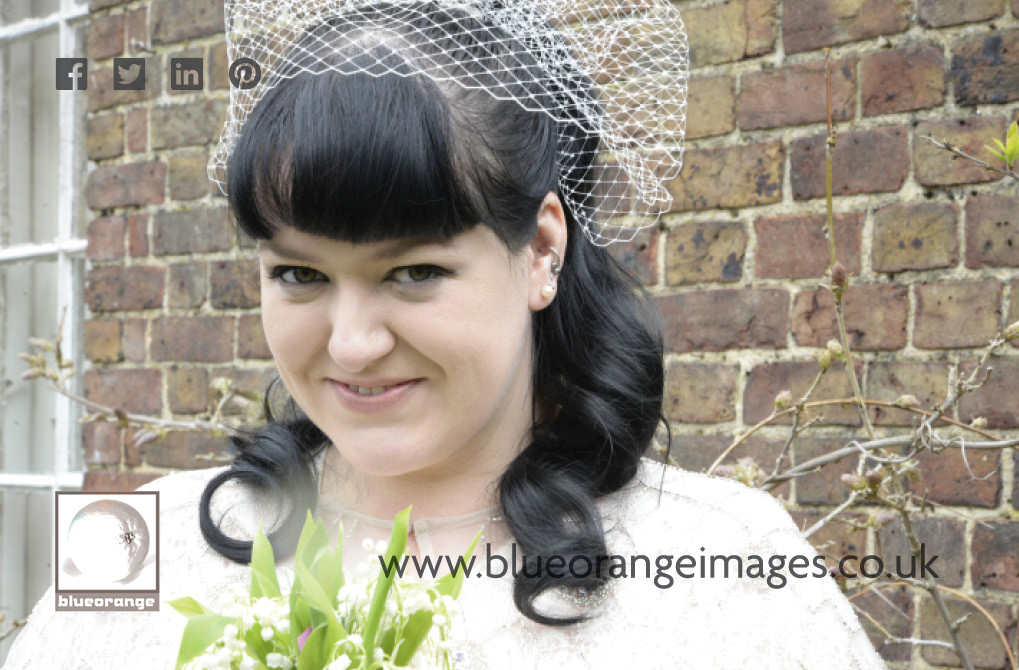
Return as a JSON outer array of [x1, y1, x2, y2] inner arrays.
[[527, 191, 568, 311]]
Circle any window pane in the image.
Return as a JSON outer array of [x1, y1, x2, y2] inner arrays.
[[3, 30, 61, 247], [0, 260, 58, 475], [0, 489, 53, 662], [0, 0, 62, 26]]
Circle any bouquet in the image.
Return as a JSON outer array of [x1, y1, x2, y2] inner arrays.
[[170, 507, 479, 670]]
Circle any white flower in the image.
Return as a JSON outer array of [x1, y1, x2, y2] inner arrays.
[[326, 655, 351, 670], [374, 540, 388, 554], [239, 654, 258, 670], [261, 626, 275, 642], [432, 614, 447, 626], [361, 537, 375, 551], [345, 633, 363, 647], [222, 624, 238, 642], [373, 648, 385, 662], [266, 653, 294, 669]]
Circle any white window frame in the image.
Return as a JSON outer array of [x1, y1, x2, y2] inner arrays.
[[0, 0, 90, 659]]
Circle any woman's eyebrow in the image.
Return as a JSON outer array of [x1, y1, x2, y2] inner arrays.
[[257, 236, 455, 262], [257, 240, 319, 262]]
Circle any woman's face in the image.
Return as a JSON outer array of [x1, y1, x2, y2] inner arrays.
[[257, 210, 562, 486]]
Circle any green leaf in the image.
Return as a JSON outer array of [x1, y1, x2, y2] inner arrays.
[[250, 524, 281, 600], [362, 506, 410, 661], [173, 614, 237, 669], [987, 144, 1008, 164], [435, 529, 482, 599], [167, 596, 213, 618], [296, 624, 329, 670]]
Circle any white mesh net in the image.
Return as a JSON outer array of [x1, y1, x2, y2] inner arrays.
[[209, 0, 688, 245]]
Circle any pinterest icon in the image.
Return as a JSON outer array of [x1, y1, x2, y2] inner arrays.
[[228, 57, 262, 89]]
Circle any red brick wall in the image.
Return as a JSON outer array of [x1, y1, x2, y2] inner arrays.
[[82, 1, 1019, 663]]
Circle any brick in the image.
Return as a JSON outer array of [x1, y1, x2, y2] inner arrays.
[[151, 100, 226, 149], [972, 520, 1019, 591], [85, 265, 165, 312], [656, 288, 787, 353], [878, 517, 966, 586], [783, 0, 910, 54], [872, 203, 958, 273], [168, 151, 211, 200], [664, 221, 745, 285], [86, 161, 166, 209], [168, 262, 207, 308], [209, 367, 275, 416], [919, 0, 1005, 27], [920, 595, 1015, 667], [211, 259, 261, 309], [914, 280, 1001, 349], [1015, 451, 1019, 507], [861, 45, 945, 116], [83, 471, 161, 493], [127, 8, 149, 55], [686, 76, 735, 139], [151, 0, 225, 44], [791, 437, 861, 505], [86, 13, 124, 60], [144, 430, 232, 469], [238, 314, 272, 359], [744, 360, 864, 425], [951, 32, 1019, 105], [852, 587, 913, 662], [606, 227, 657, 286], [86, 215, 125, 262], [959, 359, 1019, 429], [965, 195, 1019, 269], [152, 316, 234, 362], [684, 0, 777, 67], [754, 212, 862, 279], [914, 117, 1008, 186], [791, 284, 908, 351], [664, 362, 738, 423], [87, 59, 161, 112], [83, 319, 123, 363], [1010, 278, 1019, 349], [665, 141, 783, 212], [126, 108, 147, 153], [89, 0, 129, 9], [127, 213, 149, 257], [739, 57, 855, 130], [866, 361, 951, 426], [82, 421, 122, 466], [208, 41, 230, 91], [792, 126, 908, 199], [168, 367, 209, 414], [665, 434, 791, 498], [912, 448, 1000, 508], [83, 368, 161, 415], [153, 208, 233, 255], [788, 510, 866, 572], [123, 318, 146, 362], [87, 113, 124, 161]]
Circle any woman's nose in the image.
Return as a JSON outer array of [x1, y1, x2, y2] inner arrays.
[[326, 290, 396, 372]]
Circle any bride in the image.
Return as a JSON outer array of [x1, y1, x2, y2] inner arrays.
[[4, 1, 886, 668]]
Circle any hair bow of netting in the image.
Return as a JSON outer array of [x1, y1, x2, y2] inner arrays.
[[208, 0, 688, 245]]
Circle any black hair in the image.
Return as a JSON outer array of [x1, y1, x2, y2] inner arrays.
[[200, 1, 666, 626]]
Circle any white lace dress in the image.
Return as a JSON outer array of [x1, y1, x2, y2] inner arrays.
[[2, 456, 887, 669]]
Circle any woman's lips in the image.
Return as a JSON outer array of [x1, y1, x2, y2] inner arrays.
[[329, 379, 419, 414]]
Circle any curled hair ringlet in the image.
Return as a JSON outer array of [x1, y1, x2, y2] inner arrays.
[[200, 1, 668, 626]]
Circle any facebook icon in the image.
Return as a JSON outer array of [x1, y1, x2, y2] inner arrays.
[[56, 58, 88, 90]]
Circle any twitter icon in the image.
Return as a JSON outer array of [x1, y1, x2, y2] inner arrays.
[[113, 58, 145, 90]]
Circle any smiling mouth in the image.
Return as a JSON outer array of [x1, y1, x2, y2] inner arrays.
[[342, 383, 400, 396]]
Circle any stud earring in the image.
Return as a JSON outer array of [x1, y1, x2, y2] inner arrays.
[[539, 246, 562, 301]]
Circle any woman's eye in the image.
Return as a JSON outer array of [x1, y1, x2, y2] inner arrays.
[[269, 266, 325, 284], [389, 265, 446, 284]]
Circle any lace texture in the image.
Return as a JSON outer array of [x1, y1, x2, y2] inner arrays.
[[2, 455, 887, 669]]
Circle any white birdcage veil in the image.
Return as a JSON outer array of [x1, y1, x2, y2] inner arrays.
[[209, 0, 688, 245]]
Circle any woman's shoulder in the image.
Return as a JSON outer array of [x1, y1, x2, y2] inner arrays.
[[605, 457, 802, 544]]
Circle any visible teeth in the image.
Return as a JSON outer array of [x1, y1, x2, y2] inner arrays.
[[347, 384, 391, 395]]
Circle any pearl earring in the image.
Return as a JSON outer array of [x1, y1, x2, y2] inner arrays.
[[539, 246, 562, 301], [541, 284, 556, 299]]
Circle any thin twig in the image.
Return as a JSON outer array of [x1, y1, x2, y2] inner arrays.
[[923, 135, 1019, 183]]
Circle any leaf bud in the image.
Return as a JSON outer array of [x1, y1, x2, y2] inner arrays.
[[774, 389, 793, 410], [818, 349, 834, 372], [893, 394, 921, 410], [970, 416, 988, 429]]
